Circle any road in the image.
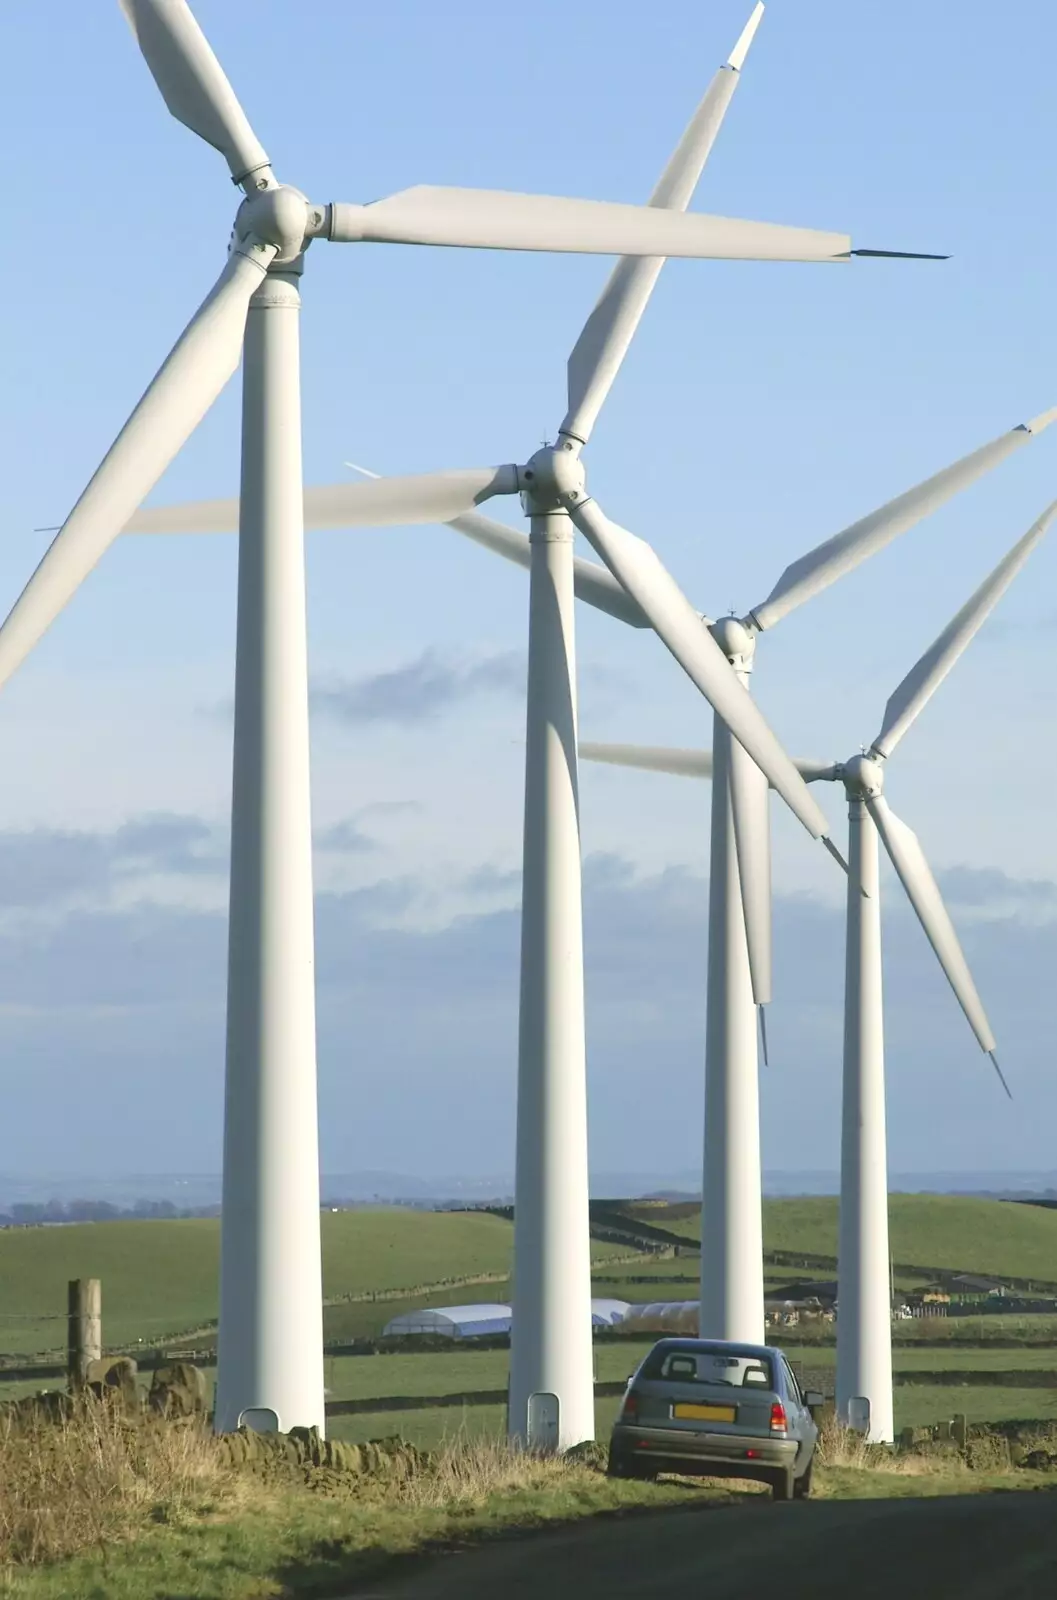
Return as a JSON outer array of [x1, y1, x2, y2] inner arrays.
[[354, 1490, 1057, 1599]]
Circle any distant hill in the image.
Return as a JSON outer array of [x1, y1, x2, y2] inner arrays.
[[608, 1195, 1057, 1288]]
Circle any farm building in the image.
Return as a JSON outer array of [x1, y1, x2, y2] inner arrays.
[[383, 1299, 631, 1339]]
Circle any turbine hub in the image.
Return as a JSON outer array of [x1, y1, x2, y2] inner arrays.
[[236, 185, 311, 263], [709, 615, 756, 667], [842, 752, 884, 798], [519, 440, 587, 513]]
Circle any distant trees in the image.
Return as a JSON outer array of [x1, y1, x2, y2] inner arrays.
[[0, 1199, 219, 1227]]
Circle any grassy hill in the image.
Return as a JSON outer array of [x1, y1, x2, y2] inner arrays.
[[5, 1195, 1056, 1360], [0, 1209, 634, 1357], [608, 1196, 1057, 1286]]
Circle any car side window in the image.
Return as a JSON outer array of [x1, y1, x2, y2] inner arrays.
[[781, 1359, 802, 1405]]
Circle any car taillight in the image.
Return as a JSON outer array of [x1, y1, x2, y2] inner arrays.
[[622, 1390, 638, 1418], [770, 1401, 788, 1433]]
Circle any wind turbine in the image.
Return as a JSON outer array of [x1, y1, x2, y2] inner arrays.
[[815, 498, 1056, 1441], [112, 5, 945, 1447], [585, 497, 1056, 1440], [577, 404, 1056, 1347], [1, 1, 934, 1440]]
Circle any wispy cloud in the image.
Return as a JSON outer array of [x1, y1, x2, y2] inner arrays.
[[3, 852, 1055, 1177], [935, 864, 1057, 921], [312, 649, 525, 726], [314, 819, 376, 855], [0, 814, 224, 910]]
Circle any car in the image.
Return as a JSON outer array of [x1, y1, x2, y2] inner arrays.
[[608, 1336, 823, 1500]]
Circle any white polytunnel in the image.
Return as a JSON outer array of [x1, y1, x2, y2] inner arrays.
[[591, 1298, 632, 1326], [620, 1301, 700, 1333], [382, 1299, 633, 1338], [383, 1304, 512, 1339]]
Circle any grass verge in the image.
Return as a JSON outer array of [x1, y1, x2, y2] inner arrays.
[[3, 1400, 1057, 1599]]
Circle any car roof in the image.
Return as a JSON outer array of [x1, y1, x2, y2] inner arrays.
[[646, 1337, 784, 1360]]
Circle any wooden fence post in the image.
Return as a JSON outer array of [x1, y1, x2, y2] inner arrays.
[[68, 1279, 102, 1389]]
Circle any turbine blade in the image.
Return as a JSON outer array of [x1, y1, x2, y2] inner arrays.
[[758, 1005, 770, 1067], [579, 742, 714, 778], [120, 0, 270, 187], [578, 742, 834, 784], [446, 512, 651, 628], [988, 1052, 1013, 1100], [328, 189, 853, 260], [867, 795, 998, 1060], [568, 496, 836, 850], [848, 248, 949, 259], [750, 407, 1057, 631], [562, 3, 764, 445], [872, 498, 1057, 757], [729, 734, 773, 1005], [0, 245, 273, 692], [342, 463, 650, 626], [123, 466, 521, 533]]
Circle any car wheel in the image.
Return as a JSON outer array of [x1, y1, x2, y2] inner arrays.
[[793, 1458, 813, 1500], [770, 1466, 795, 1502]]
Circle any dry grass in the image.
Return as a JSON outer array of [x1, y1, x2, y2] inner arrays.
[[397, 1432, 581, 1509], [814, 1412, 964, 1477], [0, 1398, 236, 1568], [0, 1402, 600, 1576]]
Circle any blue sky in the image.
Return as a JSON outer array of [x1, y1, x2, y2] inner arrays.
[[0, 0, 1055, 1182]]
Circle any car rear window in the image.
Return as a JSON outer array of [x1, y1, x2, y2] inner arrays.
[[640, 1346, 774, 1389]]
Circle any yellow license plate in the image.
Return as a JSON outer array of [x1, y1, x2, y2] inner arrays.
[[672, 1402, 736, 1423]]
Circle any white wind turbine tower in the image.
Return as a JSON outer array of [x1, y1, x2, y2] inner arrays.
[[580, 405, 1055, 1345], [585, 496, 1057, 1441], [2, 1, 931, 1439], [814, 497, 1057, 1441], [117, 5, 947, 1447]]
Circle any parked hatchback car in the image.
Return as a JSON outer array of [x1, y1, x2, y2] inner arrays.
[[608, 1337, 822, 1500]]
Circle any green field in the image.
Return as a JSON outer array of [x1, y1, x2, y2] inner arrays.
[[616, 1195, 1057, 1286], [326, 1385, 1057, 1451], [0, 1210, 634, 1356]]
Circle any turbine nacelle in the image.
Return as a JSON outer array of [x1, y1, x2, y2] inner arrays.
[[710, 615, 757, 669], [519, 440, 587, 515], [236, 186, 314, 263], [840, 752, 884, 799]]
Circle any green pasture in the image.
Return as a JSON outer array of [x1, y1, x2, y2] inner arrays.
[[4, 1196, 1057, 1364], [327, 1385, 1057, 1452], [0, 1210, 635, 1356], [615, 1195, 1057, 1285]]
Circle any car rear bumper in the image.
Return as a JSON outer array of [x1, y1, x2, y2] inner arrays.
[[611, 1422, 798, 1474]]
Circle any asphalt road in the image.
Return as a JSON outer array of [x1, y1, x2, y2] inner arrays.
[[354, 1490, 1057, 1600]]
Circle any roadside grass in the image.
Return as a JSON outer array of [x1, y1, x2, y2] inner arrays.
[[5, 1402, 1054, 1600], [0, 1407, 751, 1600]]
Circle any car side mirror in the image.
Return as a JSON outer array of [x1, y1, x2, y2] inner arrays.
[[803, 1390, 825, 1409]]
